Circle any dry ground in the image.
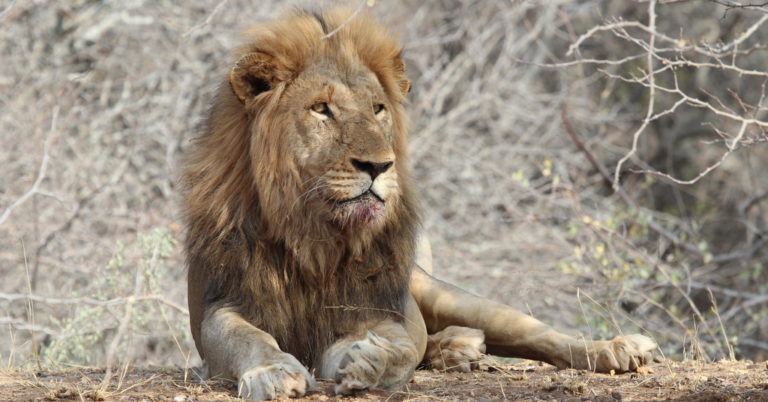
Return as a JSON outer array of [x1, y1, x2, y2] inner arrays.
[[2, 360, 767, 402]]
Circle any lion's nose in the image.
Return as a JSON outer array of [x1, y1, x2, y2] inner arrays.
[[351, 158, 393, 180]]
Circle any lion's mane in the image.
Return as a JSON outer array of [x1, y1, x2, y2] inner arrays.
[[181, 8, 419, 367]]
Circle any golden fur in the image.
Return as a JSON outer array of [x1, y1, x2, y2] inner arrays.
[[181, 7, 658, 400], [183, 8, 418, 368]]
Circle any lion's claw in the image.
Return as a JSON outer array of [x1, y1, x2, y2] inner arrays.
[[333, 332, 390, 394], [238, 355, 315, 400], [593, 334, 657, 373], [425, 326, 486, 372], [332, 331, 417, 395]]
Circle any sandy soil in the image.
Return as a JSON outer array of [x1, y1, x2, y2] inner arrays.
[[2, 360, 767, 401]]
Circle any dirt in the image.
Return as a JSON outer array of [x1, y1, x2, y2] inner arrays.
[[1, 360, 767, 402]]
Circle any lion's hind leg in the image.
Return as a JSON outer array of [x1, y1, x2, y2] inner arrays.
[[424, 326, 486, 372]]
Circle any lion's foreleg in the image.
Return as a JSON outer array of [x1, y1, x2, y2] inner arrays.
[[318, 294, 426, 394], [410, 268, 656, 372], [201, 306, 315, 400]]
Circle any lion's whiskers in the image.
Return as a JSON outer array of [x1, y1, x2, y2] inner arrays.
[[282, 176, 327, 224]]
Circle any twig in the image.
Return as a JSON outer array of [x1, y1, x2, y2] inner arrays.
[[101, 259, 144, 390], [567, 15, 768, 59], [31, 159, 130, 290], [0, 317, 57, 335], [739, 189, 768, 215], [613, 0, 656, 190], [653, 263, 724, 359], [0, 0, 17, 21], [631, 121, 749, 185], [707, 288, 735, 360], [183, 0, 229, 38], [21, 238, 41, 370], [0, 292, 189, 315], [561, 107, 704, 258], [0, 107, 58, 226], [559, 1, 768, 189], [320, 0, 368, 40], [561, 108, 613, 188]]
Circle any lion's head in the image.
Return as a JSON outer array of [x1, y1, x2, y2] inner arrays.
[[182, 8, 418, 276]]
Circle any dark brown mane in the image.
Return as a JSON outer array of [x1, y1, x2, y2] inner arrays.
[[181, 8, 419, 368]]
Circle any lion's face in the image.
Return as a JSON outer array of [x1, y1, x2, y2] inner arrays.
[[280, 66, 399, 229], [184, 9, 417, 298], [220, 11, 412, 244]]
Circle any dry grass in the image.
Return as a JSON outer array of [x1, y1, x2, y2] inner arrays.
[[1, 360, 767, 401], [1, 0, 766, 378]]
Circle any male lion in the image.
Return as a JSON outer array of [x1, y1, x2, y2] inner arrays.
[[181, 7, 657, 400]]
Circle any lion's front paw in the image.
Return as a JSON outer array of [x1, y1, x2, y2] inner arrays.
[[425, 326, 486, 372], [333, 332, 415, 395], [238, 355, 315, 400], [593, 334, 658, 373]]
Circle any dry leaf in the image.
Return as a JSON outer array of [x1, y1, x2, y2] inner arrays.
[[637, 366, 655, 375]]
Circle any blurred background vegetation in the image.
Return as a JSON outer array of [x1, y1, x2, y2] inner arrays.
[[1, 0, 766, 372]]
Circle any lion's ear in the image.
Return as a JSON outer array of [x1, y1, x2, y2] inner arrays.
[[229, 52, 282, 103], [393, 51, 411, 96]]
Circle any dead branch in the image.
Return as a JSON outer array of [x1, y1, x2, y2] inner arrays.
[[0, 292, 189, 315], [0, 107, 58, 226], [0, 317, 57, 335]]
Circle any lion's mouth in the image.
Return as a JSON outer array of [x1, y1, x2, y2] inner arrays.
[[335, 189, 384, 206], [329, 189, 386, 226]]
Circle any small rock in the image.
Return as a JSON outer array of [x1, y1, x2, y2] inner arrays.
[[611, 391, 623, 400], [173, 396, 186, 402]]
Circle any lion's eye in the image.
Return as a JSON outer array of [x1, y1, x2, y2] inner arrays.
[[310, 102, 332, 118], [373, 103, 385, 115]]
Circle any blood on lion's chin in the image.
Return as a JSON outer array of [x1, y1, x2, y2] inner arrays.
[[330, 193, 387, 229]]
